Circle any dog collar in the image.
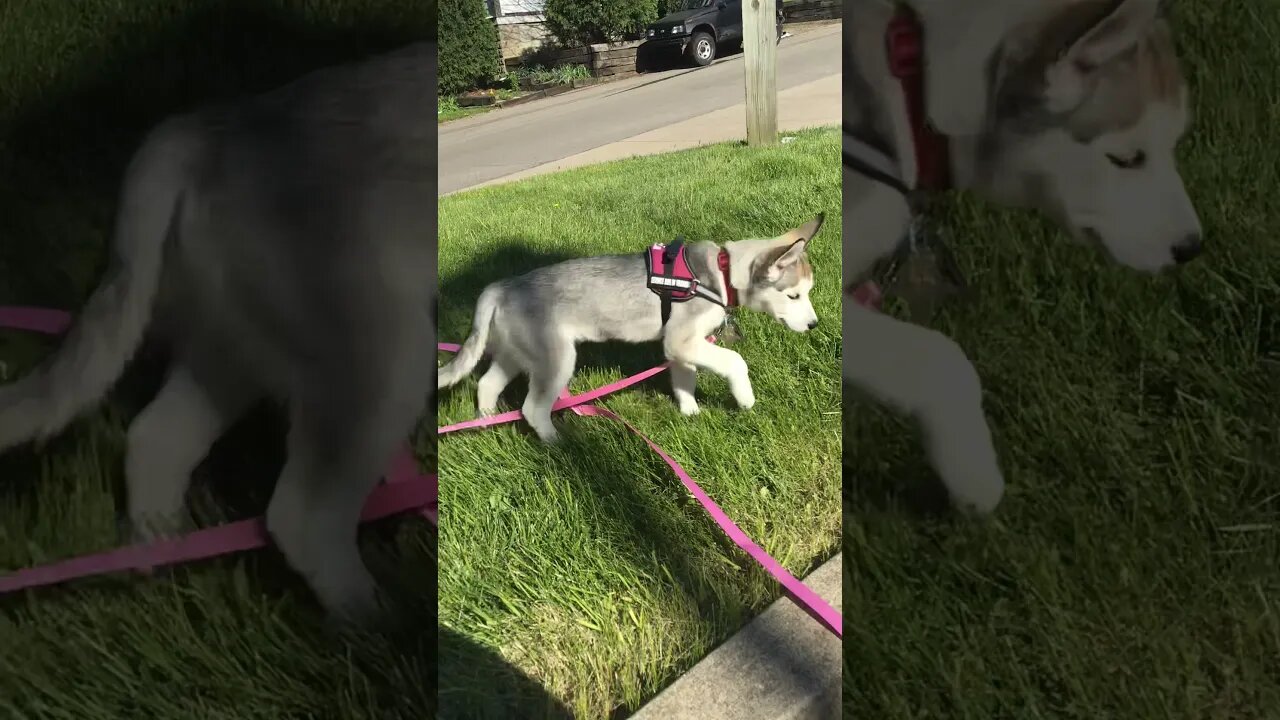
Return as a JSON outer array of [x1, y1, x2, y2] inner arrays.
[[887, 5, 952, 192], [716, 249, 738, 308]]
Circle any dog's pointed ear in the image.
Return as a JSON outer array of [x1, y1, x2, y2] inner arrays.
[[1067, 0, 1160, 69], [764, 239, 808, 282], [1042, 0, 1161, 113], [776, 240, 807, 266], [780, 213, 825, 245]]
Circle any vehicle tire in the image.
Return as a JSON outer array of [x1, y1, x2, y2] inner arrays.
[[687, 31, 716, 66]]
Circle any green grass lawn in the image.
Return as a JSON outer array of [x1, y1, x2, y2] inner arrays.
[[437, 128, 842, 717], [843, 1, 1279, 717], [0, 2, 437, 718]]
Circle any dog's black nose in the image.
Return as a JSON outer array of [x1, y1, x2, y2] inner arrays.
[[807, 319, 818, 330], [1172, 234, 1203, 265]]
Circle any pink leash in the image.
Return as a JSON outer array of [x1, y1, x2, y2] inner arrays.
[[0, 306, 844, 638]]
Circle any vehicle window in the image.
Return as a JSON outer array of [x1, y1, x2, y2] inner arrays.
[[677, 0, 714, 10]]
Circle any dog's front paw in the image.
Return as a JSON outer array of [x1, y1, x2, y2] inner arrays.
[[678, 397, 701, 416], [125, 511, 189, 554], [926, 426, 1005, 514], [736, 395, 756, 411], [326, 583, 389, 630], [118, 518, 171, 577]]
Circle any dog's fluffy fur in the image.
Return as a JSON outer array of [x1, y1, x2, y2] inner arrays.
[[843, 0, 1199, 512], [0, 43, 437, 620], [438, 216, 826, 443]]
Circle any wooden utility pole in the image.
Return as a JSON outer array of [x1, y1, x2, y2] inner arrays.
[[742, 0, 779, 146]]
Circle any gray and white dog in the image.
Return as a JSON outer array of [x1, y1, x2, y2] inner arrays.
[[438, 215, 826, 443], [0, 43, 437, 621], [843, 0, 1199, 512]]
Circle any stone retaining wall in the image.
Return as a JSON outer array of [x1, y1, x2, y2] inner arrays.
[[530, 40, 644, 79]]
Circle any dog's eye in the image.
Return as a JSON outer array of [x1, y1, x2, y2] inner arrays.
[[1106, 151, 1146, 169], [787, 293, 800, 300]]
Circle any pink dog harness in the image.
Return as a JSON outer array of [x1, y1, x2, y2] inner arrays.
[[645, 237, 732, 325]]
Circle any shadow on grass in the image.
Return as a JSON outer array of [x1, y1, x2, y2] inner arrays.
[[0, 0, 435, 496], [0, 0, 429, 307], [841, 385, 953, 519], [440, 627, 574, 719]]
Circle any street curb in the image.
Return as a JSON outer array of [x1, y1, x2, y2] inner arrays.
[[630, 552, 841, 720], [498, 83, 577, 109]]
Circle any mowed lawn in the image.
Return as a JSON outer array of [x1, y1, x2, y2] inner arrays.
[[436, 129, 842, 717], [843, 1, 1279, 717], [0, 2, 436, 719]]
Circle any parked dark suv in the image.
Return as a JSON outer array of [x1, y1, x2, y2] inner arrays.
[[641, 0, 785, 67]]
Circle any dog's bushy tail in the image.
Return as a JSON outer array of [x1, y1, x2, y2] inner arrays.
[[438, 285, 501, 389], [0, 118, 197, 451]]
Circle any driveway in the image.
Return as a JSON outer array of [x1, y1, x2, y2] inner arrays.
[[438, 23, 841, 195]]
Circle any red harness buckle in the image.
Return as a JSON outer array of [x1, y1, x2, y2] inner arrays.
[[886, 14, 923, 78], [884, 6, 952, 192]]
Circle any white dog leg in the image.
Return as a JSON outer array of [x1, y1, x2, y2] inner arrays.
[[126, 363, 254, 541], [267, 447, 380, 621], [679, 342, 754, 410], [476, 354, 518, 417], [268, 335, 431, 622], [522, 340, 575, 444], [843, 303, 1005, 513], [668, 361, 700, 415]]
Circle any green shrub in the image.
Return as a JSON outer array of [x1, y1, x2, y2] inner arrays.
[[544, 0, 658, 46], [439, 0, 501, 95]]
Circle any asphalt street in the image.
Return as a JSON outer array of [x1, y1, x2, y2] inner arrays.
[[438, 24, 841, 195]]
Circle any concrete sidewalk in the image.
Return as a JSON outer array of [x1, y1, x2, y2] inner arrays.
[[449, 73, 839, 195], [631, 552, 842, 720]]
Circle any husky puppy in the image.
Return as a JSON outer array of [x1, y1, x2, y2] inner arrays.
[[438, 215, 827, 443], [843, 0, 1199, 512], [0, 43, 437, 621]]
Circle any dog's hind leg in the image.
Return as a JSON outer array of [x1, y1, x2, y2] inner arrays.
[[842, 303, 1004, 513], [521, 338, 575, 444], [266, 332, 432, 622], [476, 352, 520, 417], [126, 358, 257, 541]]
